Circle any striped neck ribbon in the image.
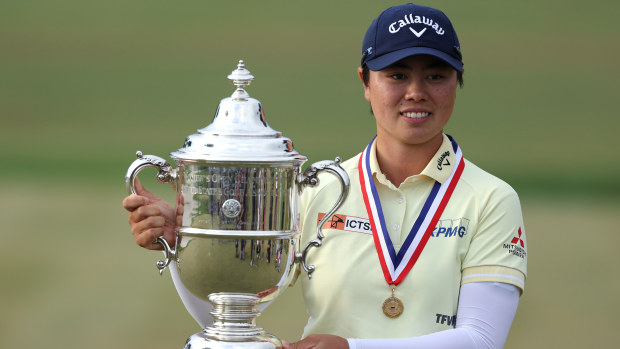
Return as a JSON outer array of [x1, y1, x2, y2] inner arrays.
[[358, 135, 465, 285]]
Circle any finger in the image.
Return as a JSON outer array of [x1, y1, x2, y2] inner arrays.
[[128, 204, 162, 225], [131, 215, 165, 237], [134, 227, 165, 250], [161, 229, 176, 248], [122, 194, 149, 212], [135, 226, 175, 251]]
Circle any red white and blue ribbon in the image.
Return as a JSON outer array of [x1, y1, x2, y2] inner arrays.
[[358, 135, 465, 286]]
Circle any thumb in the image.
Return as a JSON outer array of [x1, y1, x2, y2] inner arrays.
[[134, 178, 157, 201]]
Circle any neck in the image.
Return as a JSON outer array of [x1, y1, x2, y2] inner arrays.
[[374, 134, 443, 186]]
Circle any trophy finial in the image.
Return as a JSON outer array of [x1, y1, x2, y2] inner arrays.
[[228, 60, 255, 100]]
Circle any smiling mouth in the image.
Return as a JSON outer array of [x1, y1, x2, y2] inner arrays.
[[401, 112, 430, 119]]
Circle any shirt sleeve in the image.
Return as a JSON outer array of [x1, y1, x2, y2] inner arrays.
[[347, 282, 520, 349], [461, 186, 527, 292]]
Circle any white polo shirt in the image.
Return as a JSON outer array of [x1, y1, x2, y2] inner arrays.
[[297, 134, 527, 339]]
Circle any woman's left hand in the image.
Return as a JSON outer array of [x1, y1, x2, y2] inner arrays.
[[280, 334, 349, 349]]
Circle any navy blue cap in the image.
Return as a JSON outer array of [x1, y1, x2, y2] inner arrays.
[[361, 4, 463, 71]]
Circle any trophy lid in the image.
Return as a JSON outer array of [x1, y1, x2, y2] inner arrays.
[[170, 60, 307, 164]]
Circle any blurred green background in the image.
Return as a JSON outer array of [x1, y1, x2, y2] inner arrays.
[[1, 0, 618, 348]]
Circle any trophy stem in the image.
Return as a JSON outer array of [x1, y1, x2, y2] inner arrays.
[[208, 293, 263, 336], [182, 293, 280, 348]]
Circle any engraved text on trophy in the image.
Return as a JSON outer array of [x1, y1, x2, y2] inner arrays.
[[180, 165, 297, 231]]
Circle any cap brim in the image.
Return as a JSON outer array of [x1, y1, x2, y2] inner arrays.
[[366, 47, 463, 72]]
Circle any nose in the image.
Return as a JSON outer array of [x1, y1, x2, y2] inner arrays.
[[404, 77, 427, 102]]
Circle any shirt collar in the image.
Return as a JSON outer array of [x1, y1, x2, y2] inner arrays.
[[369, 134, 457, 186]]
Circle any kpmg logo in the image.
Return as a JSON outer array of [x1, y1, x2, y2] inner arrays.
[[388, 14, 445, 37], [431, 218, 469, 238]]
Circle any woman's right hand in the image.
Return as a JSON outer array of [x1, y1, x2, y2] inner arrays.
[[122, 178, 177, 250]]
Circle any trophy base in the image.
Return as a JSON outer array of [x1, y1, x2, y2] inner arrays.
[[182, 293, 282, 349], [183, 331, 281, 349]]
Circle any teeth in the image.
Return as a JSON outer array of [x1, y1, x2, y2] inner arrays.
[[402, 112, 429, 118]]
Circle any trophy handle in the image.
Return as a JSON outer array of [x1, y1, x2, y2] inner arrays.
[[125, 151, 178, 274], [295, 157, 350, 278], [125, 151, 177, 195], [154, 236, 176, 275]]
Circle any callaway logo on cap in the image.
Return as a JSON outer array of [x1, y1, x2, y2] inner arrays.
[[361, 3, 463, 72]]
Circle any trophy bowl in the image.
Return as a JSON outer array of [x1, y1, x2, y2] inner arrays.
[[125, 61, 349, 348]]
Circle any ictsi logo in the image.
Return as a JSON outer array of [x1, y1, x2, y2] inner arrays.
[[327, 215, 344, 229], [317, 213, 372, 234]]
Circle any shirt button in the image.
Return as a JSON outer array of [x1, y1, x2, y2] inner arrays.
[[393, 223, 400, 231], [397, 196, 404, 204]]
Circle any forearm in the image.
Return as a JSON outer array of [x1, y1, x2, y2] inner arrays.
[[347, 282, 520, 349]]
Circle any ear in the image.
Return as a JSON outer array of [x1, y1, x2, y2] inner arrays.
[[357, 67, 371, 102]]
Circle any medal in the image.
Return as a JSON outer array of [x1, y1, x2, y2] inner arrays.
[[358, 135, 465, 317], [382, 285, 404, 318]]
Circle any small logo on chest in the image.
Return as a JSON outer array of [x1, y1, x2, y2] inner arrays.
[[437, 151, 451, 170], [431, 218, 470, 238], [318, 213, 372, 235]]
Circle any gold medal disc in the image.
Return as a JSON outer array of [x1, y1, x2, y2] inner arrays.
[[382, 296, 404, 318]]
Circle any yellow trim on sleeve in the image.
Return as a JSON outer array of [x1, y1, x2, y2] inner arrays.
[[462, 266, 526, 293]]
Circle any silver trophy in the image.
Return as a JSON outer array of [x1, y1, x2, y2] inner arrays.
[[125, 60, 349, 348]]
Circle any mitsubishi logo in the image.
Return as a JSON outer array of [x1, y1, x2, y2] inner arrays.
[[511, 227, 525, 248]]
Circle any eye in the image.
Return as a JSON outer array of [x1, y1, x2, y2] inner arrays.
[[427, 74, 444, 81], [390, 73, 406, 80]]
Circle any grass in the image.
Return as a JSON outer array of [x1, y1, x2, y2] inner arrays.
[[1, 182, 618, 348]]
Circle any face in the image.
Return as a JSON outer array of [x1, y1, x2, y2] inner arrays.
[[359, 55, 458, 149]]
